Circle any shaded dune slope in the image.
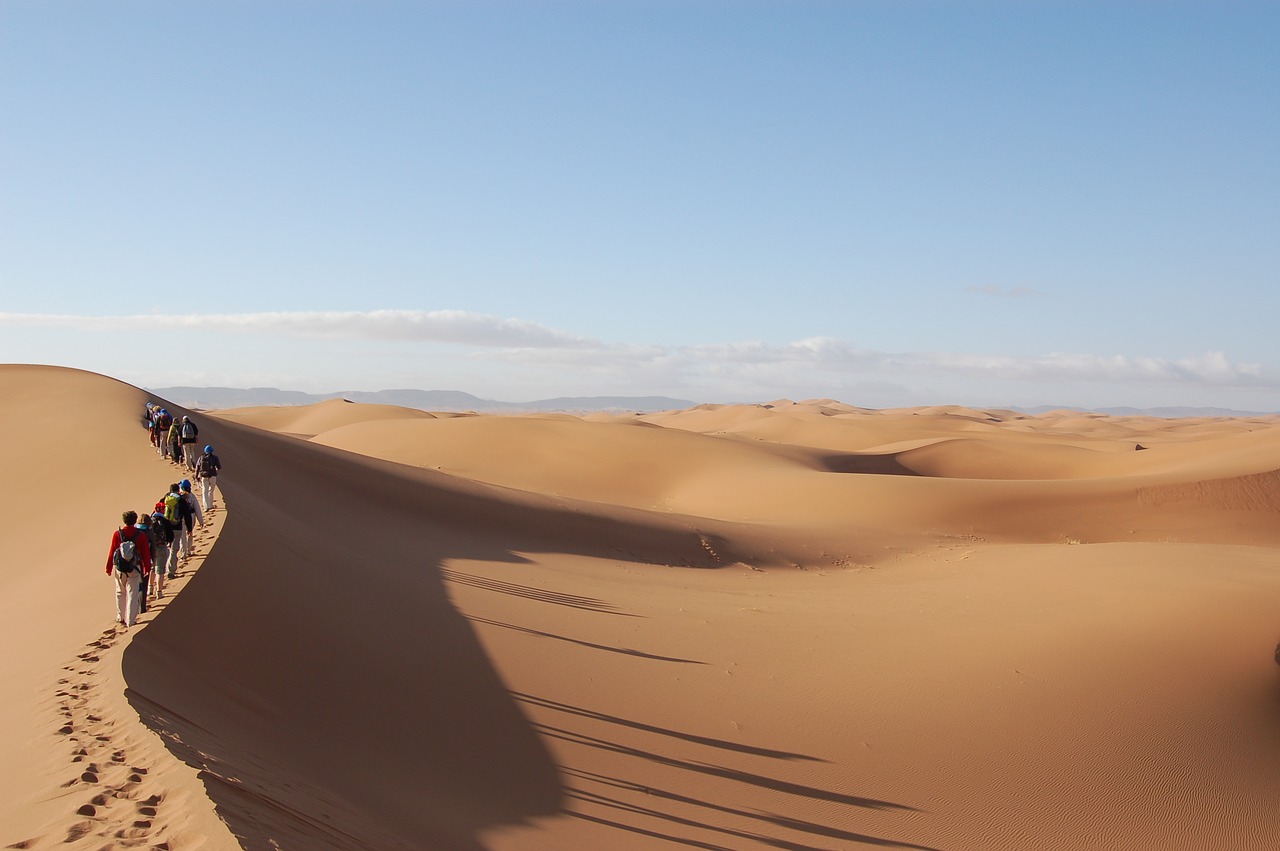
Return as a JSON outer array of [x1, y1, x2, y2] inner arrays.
[[123, 409, 811, 849]]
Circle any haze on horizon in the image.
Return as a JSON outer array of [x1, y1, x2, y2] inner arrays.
[[2, 2, 1277, 411]]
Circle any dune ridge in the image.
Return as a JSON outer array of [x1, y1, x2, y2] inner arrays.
[[6, 365, 1280, 849]]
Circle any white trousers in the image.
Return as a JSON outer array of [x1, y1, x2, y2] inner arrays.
[[113, 568, 143, 626], [201, 475, 217, 510], [182, 442, 198, 469]]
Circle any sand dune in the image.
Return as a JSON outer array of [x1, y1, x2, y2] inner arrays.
[[211, 396, 438, 438], [235, 395, 1280, 549], [6, 365, 1280, 849]]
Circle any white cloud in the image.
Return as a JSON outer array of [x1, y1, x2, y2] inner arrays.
[[483, 335, 1276, 390], [0, 309, 597, 349], [3, 311, 1274, 396]]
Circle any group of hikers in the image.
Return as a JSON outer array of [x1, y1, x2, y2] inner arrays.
[[105, 406, 224, 629], [143, 403, 221, 511]]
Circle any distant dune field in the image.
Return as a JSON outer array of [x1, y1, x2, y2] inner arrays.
[[5, 365, 1280, 850]]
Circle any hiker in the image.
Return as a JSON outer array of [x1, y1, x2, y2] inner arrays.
[[142, 507, 172, 600], [146, 405, 160, 449], [179, 416, 200, 470], [161, 484, 190, 576], [152, 408, 172, 455], [105, 510, 152, 628], [196, 444, 222, 511], [178, 479, 205, 563], [134, 513, 154, 614], [166, 415, 182, 464], [156, 496, 182, 579]]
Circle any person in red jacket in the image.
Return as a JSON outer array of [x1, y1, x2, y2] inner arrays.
[[105, 510, 152, 628]]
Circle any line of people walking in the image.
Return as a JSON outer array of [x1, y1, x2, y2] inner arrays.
[[143, 403, 222, 510], [107, 406, 225, 629], [144, 403, 205, 472]]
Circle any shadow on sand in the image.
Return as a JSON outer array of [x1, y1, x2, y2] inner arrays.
[[124, 414, 930, 849]]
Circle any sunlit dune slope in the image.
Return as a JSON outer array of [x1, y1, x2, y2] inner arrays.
[[0, 365, 230, 849], [225, 398, 1280, 548], [211, 395, 437, 438]]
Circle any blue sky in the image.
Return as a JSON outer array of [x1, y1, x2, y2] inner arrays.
[[2, 1, 1277, 409]]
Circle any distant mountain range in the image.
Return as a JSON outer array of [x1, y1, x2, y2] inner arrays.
[[147, 386, 699, 414]]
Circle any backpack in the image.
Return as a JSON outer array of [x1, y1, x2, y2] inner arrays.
[[151, 513, 174, 543], [177, 493, 193, 524], [138, 520, 160, 552], [180, 421, 197, 440], [198, 453, 218, 476], [156, 412, 172, 430], [163, 493, 183, 525], [113, 529, 139, 575]]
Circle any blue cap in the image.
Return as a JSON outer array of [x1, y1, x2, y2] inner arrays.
[[180, 479, 191, 490], [204, 444, 213, 453]]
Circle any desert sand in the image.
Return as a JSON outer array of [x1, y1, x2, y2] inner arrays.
[[4, 364, 1280, 850]]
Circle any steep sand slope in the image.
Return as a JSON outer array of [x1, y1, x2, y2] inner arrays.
[[127, 401, 813, 849]]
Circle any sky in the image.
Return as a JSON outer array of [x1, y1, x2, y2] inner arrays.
[[2, 1, 1277, 410]]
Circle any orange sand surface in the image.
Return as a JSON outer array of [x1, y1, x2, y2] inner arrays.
[[4, 364, 1280, 849]]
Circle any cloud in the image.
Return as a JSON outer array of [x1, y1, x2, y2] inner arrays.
[[964, 285, 1047, 299], [900, 349, 1270, 386], [0, 309, 597, 348], [480, 334, 1276, 390], [3, 310, 1273, 392]]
